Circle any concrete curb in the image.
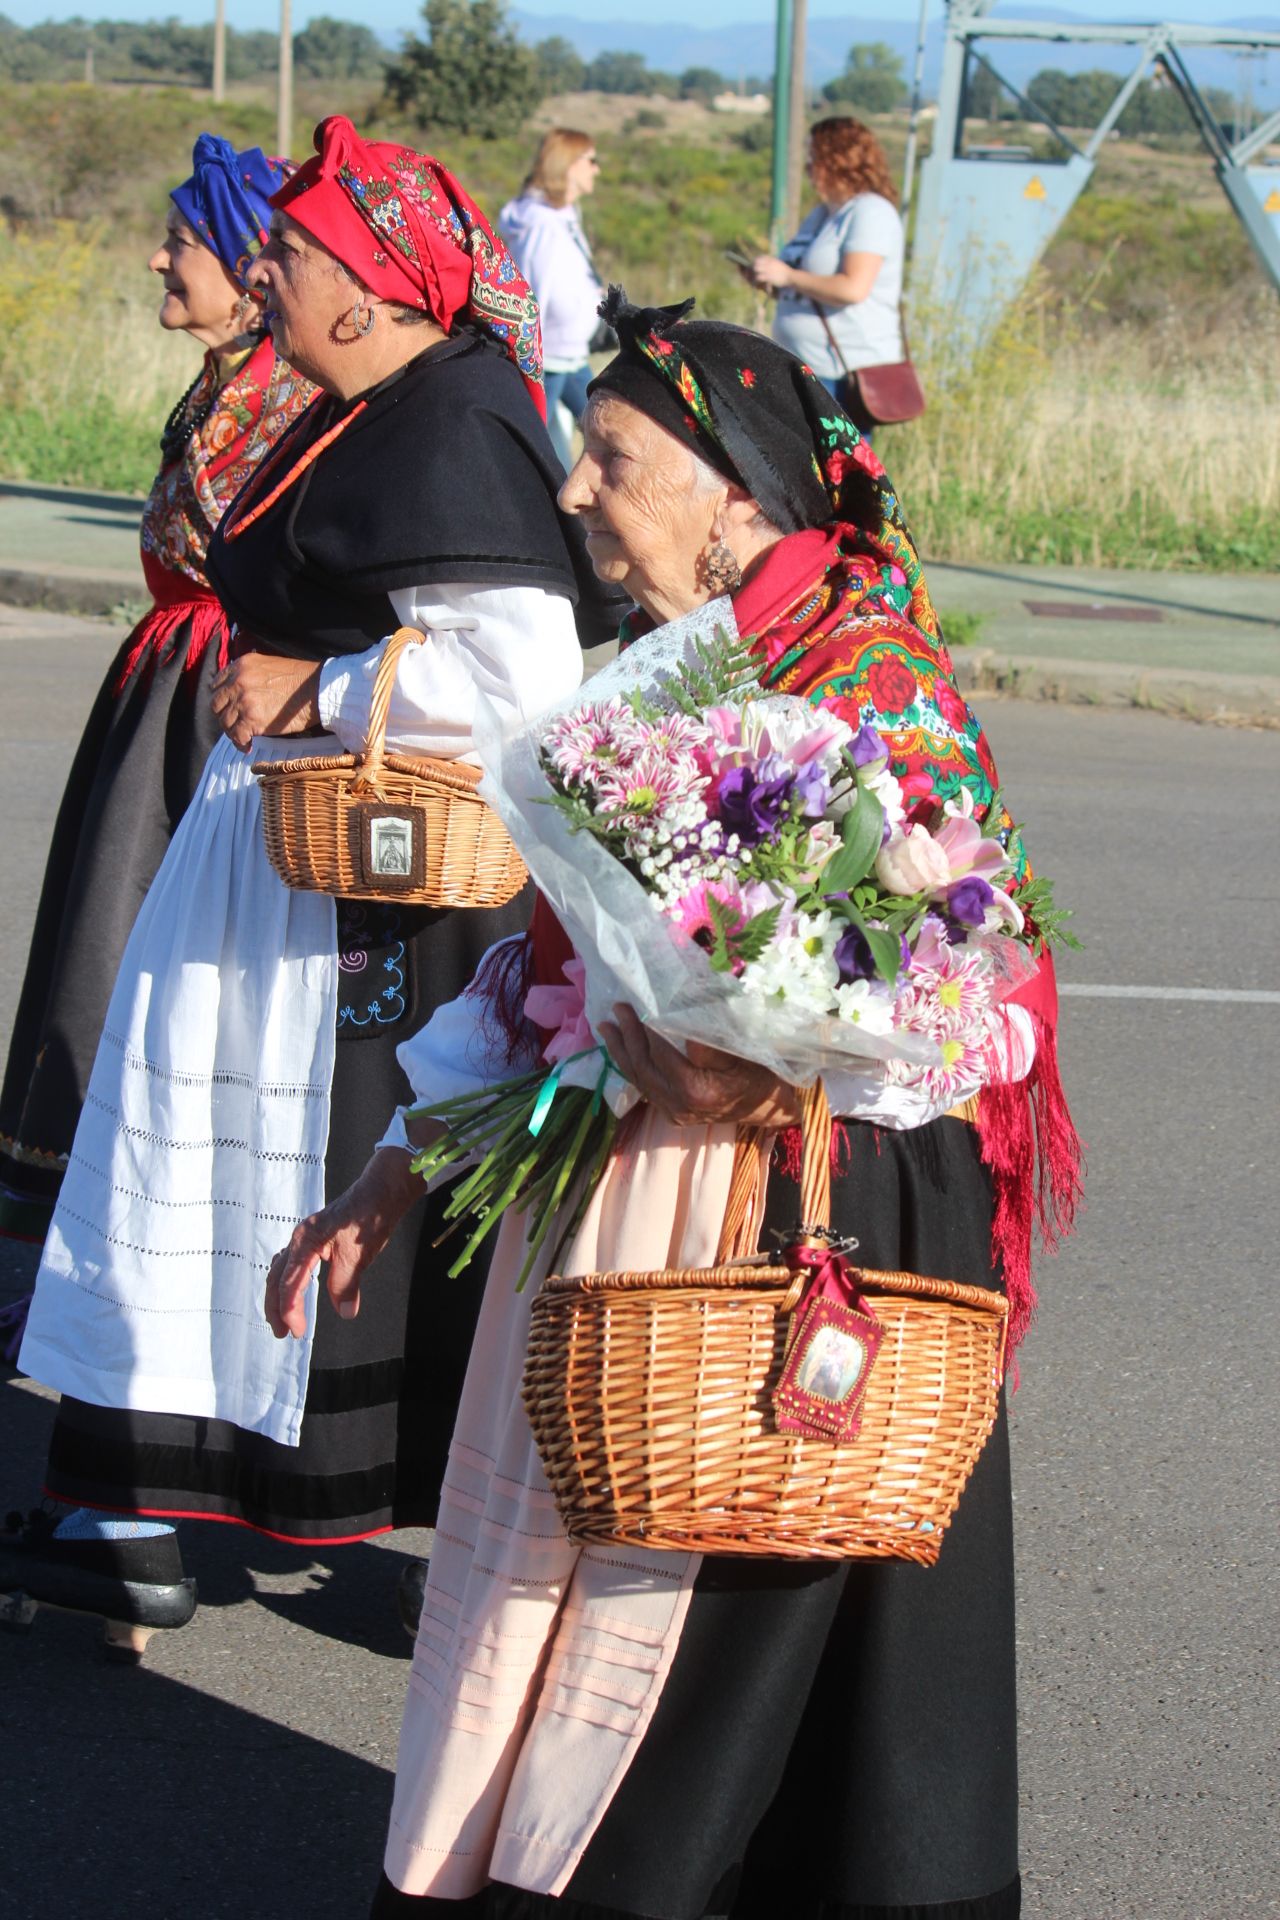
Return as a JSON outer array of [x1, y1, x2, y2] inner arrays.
[[953, 647, 1280, 727], [0, 565, 145, 620], [0, 569, 1276, 726]]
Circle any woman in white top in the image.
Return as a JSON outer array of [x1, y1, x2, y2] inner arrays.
[[501, 129, 604, 468], [754, 116, 905, 435]]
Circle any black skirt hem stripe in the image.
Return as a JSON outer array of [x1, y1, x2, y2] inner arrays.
[[369, 1872, 1022, 1920]]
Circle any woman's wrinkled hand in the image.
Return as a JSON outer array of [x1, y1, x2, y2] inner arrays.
[[264, 1146, 425, 1340], [211, 649, 321, 752], [597, 1003, 801, 1130], [751, 254, 793, 292]]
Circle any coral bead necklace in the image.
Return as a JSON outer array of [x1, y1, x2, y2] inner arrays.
[[223, 399, 367, 542]]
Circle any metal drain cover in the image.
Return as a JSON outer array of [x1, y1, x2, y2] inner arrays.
[[1023, 601, 1164, 622]]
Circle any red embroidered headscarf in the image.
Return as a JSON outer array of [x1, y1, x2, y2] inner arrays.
[[273, 115, 546, 417]]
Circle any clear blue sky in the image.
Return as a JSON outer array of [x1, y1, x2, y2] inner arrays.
[[3, 2, 1268, 31]]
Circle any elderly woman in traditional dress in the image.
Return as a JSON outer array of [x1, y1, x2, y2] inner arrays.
[[10, 118, 616, 1647], [0, 136, 312, 1250], [268, 292, 1080, 1918]]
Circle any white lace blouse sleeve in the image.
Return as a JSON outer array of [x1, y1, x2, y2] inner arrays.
[[317, 583, 583, 764], [376, 937, 538, 1155]]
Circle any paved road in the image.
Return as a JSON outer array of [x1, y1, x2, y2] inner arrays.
[[0, 607, 1276, 1919]]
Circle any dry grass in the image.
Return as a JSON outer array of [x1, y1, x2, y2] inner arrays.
[[881, 293, 1280, 570], [0, 223, 191, 490], [0, 111, 1276, 570]]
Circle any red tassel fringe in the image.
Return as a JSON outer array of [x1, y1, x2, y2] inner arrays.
[[113, 596, 229, 698], [978, 1018, 1084, 1363], [466, 930, 536, 1065]]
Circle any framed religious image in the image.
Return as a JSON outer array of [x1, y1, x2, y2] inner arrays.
[[351, 801, 427, 893], [796, 1323, 868, 1403], [774, 1293, 883, 1444]]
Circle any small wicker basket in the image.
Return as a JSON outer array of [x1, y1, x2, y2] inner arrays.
[[522, 1084, 1008, 1564], [252, 627, 527, 909]]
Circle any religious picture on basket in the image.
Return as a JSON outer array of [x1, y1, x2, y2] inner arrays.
[[264, 288, 1083, 1920], [797, 1325, 865, 1402], [10, 117, 619, 1657], [751, 115, 923, 438], [371, 818, 412, 876]]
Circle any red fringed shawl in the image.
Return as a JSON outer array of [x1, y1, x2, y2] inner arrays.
[[115, 336, 314, 694]]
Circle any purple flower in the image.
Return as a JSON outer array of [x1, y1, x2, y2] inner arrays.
[[944, 875, 994, 929], [835, 925, 911, 985], [793, 760, 831, 818], [850, 724, 888, 769], [715, 764, 795, 843], [834, 925, 876, 983]]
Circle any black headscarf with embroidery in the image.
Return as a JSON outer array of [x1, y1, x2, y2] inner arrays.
[[587, 286, 884, 536]]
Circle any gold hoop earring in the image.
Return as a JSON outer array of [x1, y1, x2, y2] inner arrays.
[[351, 295, 375, 338], [702, 540, 743, 595]]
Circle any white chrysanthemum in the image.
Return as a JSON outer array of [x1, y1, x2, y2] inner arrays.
[[740, 910, 841, 1010], [832, 978, 897, 1034]]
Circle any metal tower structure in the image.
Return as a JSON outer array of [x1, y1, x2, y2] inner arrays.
[[913, 2, 1280, 339]]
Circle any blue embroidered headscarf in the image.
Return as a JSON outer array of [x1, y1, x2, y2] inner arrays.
[[170, 135, 291, 286]]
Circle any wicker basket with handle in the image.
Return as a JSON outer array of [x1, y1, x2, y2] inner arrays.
[[522, 1082, 1008, 1564], [252, 626, 527, 909]]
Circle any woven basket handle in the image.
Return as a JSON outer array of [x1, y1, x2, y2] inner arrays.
[[715, 1079, 832, 1264], [351, 626, 424, 796]]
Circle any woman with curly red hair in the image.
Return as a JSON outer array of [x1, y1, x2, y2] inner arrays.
[[753, 116, 905, 435]]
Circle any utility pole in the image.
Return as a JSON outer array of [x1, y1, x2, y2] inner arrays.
[[902, 0, 931, 217], [769, 0, 793, 251], [83, 27, 95, 85], [277, 0, 293, 159], [213, 0, 226, 104], [787, 0, 808, 233]]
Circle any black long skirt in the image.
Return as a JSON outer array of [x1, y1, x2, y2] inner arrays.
[[372, 1114, 1020, 1917], [41, 888, 529, 1541], [0, 619, 222, 1240]]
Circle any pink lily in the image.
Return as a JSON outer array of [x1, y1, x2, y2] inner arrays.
[[524, 957, 595, 1064], [934, 791, 1013, 887]]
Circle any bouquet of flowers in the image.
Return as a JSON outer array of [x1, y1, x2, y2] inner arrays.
[[413, 604, 1071, 1283]]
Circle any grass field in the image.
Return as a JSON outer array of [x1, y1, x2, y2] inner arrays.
[[0, 79, 1276, 569]]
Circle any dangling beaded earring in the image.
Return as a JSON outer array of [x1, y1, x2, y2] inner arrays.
[[350, 294, 375, 338], [703, 540, 743, 594]]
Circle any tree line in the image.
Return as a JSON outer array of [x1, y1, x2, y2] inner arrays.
[[0, 12, 386, 84], [0, 0, 1237, 148]]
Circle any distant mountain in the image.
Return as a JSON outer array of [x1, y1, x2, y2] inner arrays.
[[512, 9, 1279, 106]]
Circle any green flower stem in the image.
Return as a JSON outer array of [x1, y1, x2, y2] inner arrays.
[[445, 1141, 547, 1278], [514, 1092, 610, 1291], [544, 1107, 620, 1277]]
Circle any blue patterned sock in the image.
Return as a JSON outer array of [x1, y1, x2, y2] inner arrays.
[[52, 1507, 174, 1542]]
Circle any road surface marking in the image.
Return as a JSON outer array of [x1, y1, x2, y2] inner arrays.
[[1059, 985, 1279, 1005]]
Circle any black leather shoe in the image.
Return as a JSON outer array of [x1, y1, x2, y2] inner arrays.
[[396, 1556, 428, 1638], [0, 1508, 197, 1634]]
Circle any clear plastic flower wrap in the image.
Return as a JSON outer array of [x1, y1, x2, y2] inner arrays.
[[412, 601, 1067, 1284], [473, 599, 941, 1087]]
